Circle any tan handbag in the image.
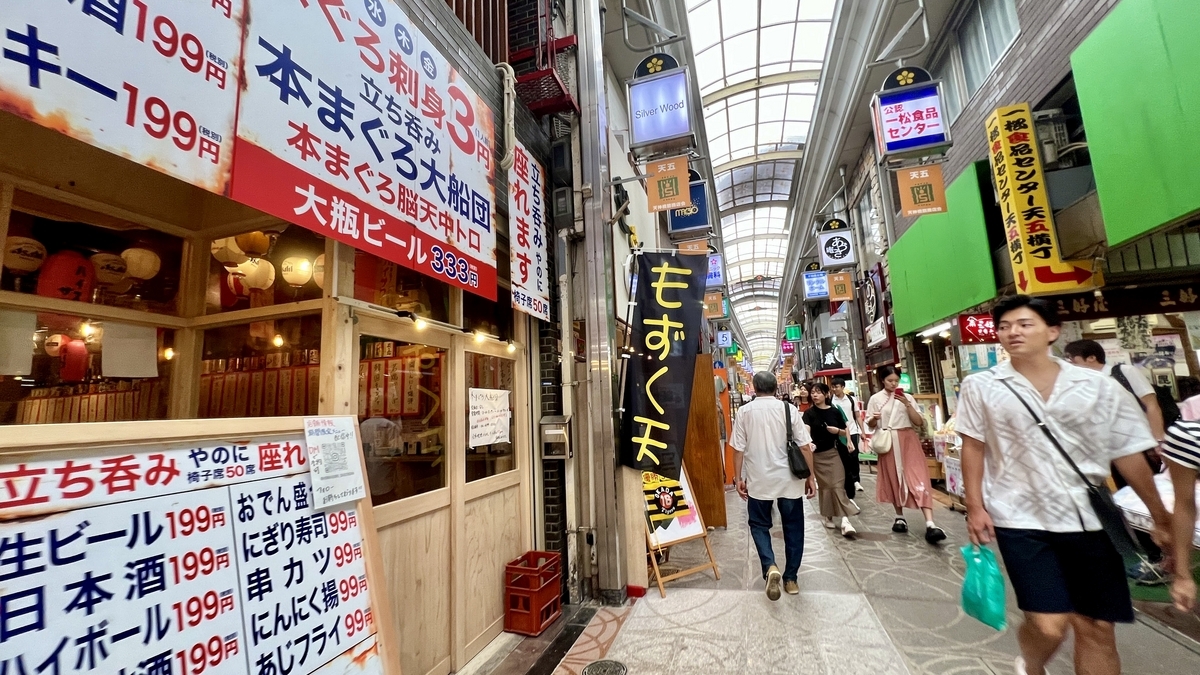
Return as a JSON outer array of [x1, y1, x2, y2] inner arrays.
[[869, 397, 896, 454]]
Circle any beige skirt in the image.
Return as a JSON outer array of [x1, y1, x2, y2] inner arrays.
[[813, 449, 860, 519]]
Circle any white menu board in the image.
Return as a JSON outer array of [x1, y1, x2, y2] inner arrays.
[[508, 140, 550, 320]]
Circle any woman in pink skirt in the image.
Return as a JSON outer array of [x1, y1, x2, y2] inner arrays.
[[864, 365, 946, 544]]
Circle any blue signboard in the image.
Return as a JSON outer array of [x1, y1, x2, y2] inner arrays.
[[803, 270, 830, 300], [667, 181, 711, 234], [875, 82, 949, 156]]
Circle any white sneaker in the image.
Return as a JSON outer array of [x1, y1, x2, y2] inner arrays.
[[854, 481, 864, 492], [840, 518, 856, 537], [849, 498, 860, 512], [823, 517, 837, 529]]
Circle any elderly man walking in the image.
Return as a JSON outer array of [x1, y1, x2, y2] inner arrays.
[[731, 371, 815, 600]]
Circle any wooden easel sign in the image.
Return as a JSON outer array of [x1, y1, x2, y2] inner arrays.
[[643, 467, 720, 597], [0, 417, 400, 675]]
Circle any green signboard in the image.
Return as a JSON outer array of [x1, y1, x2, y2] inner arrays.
[[899, 373, 912, 391], [725, 344, 739, 355], [785, 324, 803, 342]]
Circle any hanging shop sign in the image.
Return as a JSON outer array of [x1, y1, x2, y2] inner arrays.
[[985, 103, 1102, 296], [820, 337, 845, 369], [872, 68, 951, 159], [705, 254, 724, 287], [866, 316, 889, 348], [895, 163, 948, 217], [802, 270, 829, 300], [676, 237, 707, 254], [231, 1, 498, 299], [0, 1, 245, 193], [817, 219, 857, 268], [1042, 282, 1200, 322], [958, 313, 998, 344], [715, 330, 733, 348], [509, 139, 551, 320], [667, 181, 712, 235], [627, 67, 695, 153], [829, 272, 855, 302], [646, 155, 691, 213], [703, 290, 725, 319], [725, 344, 739, 356], [619, 252, 708, 481], [781, 339, 794, 355], [785, 324, 803, 342]]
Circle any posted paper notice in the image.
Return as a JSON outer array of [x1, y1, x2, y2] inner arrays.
[[304, 416, 367, 508], [469, 388, 511, 447]]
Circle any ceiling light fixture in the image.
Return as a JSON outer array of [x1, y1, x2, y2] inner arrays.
[[917, 322, 952, 337]]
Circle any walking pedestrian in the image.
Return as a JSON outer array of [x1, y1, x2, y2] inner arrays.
[[958, 295, 1173, 675], [831, 377, 864, 499], [731, 371, 816, 601], [795, 383, 813, 412], [865, 365, 945, 543], [804, 382, 861, 536], [1162, 420, 1198, 614]]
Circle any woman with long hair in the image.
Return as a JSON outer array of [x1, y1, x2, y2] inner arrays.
[[803, 382, 860, 536], [795, 383, 813, 412], [865, 365, 945, 543]]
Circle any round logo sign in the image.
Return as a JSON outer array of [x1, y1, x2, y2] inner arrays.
[[654, 486, 677, 515], [823, 234, 852, 261]]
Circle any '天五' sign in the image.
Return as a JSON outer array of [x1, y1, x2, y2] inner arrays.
[[303, 416, 367, 508], [231, 0, 498, 299]]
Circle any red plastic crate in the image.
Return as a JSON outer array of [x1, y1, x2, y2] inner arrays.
[[504, 551, 562, 636]]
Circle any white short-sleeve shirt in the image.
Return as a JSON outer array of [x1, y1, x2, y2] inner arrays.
[[831, 393, 861, 435], [1102, 362, 1155, 400], [730, 396, 812, 500], [956, 358, 1157, 532]]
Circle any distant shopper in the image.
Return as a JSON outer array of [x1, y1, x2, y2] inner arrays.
[[731, 371, 816, 601], [831, 377, 863, 498], [959, 295, 1172, 675], [1176, 376, 1200, 422], [865, 365, 945, 544], [795, 383, 812, 412], [804, 382, 860, 536], [1161, 420, 1199, 613]]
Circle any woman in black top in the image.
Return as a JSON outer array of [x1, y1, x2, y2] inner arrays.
[[803, 383, 861, 536]]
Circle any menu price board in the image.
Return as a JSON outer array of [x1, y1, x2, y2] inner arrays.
[[0, 434, 383, 675], [0, 0, 245, 193]]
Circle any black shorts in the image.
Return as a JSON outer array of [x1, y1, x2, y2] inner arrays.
[[993, 527, 1133, 623]]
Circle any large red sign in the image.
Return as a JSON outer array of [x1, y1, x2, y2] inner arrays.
[[959, 313, 998, 344]]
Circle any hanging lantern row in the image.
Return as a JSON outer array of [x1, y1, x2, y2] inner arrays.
[[212, 235, 325, 291], [4, 237, 161, 301]]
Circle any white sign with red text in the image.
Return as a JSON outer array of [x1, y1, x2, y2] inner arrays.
[[0, 0, 245, 193], [232, 0, 497, 298], [508, 140, 550, 321]]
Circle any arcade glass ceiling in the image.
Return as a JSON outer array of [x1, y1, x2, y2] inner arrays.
[[685, 0, 835, 371]]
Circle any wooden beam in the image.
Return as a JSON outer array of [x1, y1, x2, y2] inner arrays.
[[0, 290, 188, 328], [189, 298, 324, 328]]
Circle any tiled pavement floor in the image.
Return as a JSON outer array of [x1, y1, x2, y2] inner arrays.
[[552, 475, 1200, 675]]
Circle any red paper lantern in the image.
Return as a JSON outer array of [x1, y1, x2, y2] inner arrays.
[[36, 250, 96, 302], [60, 338, 89, 382]]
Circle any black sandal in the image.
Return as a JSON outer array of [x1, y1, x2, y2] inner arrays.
[[925, 525, 947, 544], [892, 518, 908, 533]]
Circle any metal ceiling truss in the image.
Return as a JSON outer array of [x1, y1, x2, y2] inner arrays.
[[701, 69, 823, 106]]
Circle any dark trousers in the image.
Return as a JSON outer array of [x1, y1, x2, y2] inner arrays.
[[747, 496, 805, 582], [842, 434, 861, 499]]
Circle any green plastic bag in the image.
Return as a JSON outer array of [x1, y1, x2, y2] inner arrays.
[[960, 545, 1007, 631]]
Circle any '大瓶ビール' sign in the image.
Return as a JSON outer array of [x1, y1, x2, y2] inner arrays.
[[628, 68, 694, 152], [619, 252, 707, 481], [231, 1, 498, 299]]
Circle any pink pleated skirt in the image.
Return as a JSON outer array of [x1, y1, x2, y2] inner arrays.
[[876, 428, 935, 510]]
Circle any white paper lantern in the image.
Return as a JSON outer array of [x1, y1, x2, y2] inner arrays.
[[280, 257, 313, 287], [89, 253, 128, 285], [44, 333, 69, 357], [211, 238, 249, 268], [235, 258, 275, 290], [3, 236, 46, 275], [121, 247, 161, 280], [312, 254, 326, 290]]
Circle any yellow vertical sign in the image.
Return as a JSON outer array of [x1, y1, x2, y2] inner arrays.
[[985, 104, 1102, 295], [646, 155, 692, 213]]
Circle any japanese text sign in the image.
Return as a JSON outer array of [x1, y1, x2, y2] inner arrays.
[[646, 156, 691, 213], [895, 163, 947, 217], [705, 254, 723, 288], [627, 68, 693, 151], [784, 325, 802, 342], [959, 313, 997, 344], [303, 417, 367, 509], [817, 231, 856, 268], [780, 339, 794, 355], [0, 433, 384, 675], [231, 0, 498, 299], [618, 253, 707, 481], [802, 270, 829, 300], [874, 82, 948, 156], [703, 291, 724, 319], [508, 139, 550, 320], [828, 272, 854, 302], [0, 0, 245, 193], [984, 103, 1101, 296], [468, 388, 510, 448]]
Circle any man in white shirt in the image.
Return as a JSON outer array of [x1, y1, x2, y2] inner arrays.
[[1062, 339, 1165, 441], [958, 296, 1172, 675], [831, 377, 863, 499], [731, 371, 815, 601]]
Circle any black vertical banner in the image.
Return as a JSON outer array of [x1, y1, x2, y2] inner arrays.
[[619, 252, 707, 480]]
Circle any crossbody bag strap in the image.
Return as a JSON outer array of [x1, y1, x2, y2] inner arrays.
[[785, 401, 793, 445], [998, 379, 1096, 489]]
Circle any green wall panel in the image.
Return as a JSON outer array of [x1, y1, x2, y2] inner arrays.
[[889, 162, 997, 336], [1072, 0, 1200, 247]]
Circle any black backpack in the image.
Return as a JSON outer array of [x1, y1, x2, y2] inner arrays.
[[1111, 364, 1181, 428]]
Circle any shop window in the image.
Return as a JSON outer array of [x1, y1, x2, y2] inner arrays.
[[956, 0, 1018, 95], [358, 337, 447, 503], [353, 250, 451, 323], [465, 352, 515, 482], [198, 315, 323, 418], [0, 310, 173, 424], [2, 204, 183, 314], [207, 227, 325, 314], [464, 287, 514, 341]]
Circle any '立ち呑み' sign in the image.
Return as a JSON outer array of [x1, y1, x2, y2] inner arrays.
[[508, 140, 551, 321]]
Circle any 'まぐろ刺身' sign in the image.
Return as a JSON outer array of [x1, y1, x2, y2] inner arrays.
[[0, 430, 386, 675], [0, 0, 245, 193], [231, 0, 497, 299], [509, 140, 550, 321]]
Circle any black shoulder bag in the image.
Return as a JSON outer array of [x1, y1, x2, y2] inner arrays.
[[999, 379, 1146, 562], [785, 404, 811, 480]]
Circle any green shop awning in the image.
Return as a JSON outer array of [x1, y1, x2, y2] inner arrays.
[[1073, 0, 1200, 247], [888, 162, 997, 336]]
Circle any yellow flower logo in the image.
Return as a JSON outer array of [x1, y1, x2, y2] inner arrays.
[[647, 57, 664, 74], [897, 70, 915, 86]]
